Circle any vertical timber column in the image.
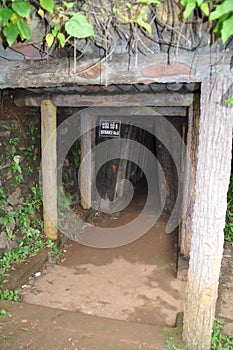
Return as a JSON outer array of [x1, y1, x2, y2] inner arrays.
[[80, 113, 95, 209], [179, 97, 200, 258], [183, 75, 233, 350], [41, 100, 58, 241]]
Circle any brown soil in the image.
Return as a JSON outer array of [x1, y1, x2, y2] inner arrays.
[[21, 185, 186, 328], [0, 187, 187, 349]]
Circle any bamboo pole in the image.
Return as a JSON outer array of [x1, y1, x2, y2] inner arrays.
[[41, 100, 58, 241]]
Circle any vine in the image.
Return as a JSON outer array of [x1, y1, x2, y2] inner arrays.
[[0, 0, 161, 49]]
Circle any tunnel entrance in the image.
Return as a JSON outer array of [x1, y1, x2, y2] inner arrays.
[[18, 82, 200, 327]]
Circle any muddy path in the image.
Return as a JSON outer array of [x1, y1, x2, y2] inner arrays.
[[21, 185, 186, 327]]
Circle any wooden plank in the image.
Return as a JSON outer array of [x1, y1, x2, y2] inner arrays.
[[0, 52, 231, 88], [41, 100, 58, 241], [14, 93, 194, 107], [183, 75, 233, 349]]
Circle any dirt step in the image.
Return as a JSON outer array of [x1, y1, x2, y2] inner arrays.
[[0, 300, 183, 350]]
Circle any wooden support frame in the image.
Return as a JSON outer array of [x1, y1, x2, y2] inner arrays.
[[177, 94, 200, 279], [183, 75, 233, 349], [80, 112, 96, 209], [41, 100, 58, 241], [0, 52, 231, 88], [1, 50, 232, 349], [14, 92, 194, 108]]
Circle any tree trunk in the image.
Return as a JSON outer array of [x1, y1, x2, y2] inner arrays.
[[183, 75, 233, 349]]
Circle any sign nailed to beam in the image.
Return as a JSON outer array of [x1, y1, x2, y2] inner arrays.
[[99, 120, 121, 137]]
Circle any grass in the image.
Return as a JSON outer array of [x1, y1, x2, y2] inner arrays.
[[165, 319, 233, 350], [224, 175, 233, 243]]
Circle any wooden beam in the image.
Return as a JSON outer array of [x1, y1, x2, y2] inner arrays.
[[14, 93, 193, 107], [0, 52, 231, 88], [41, 100, 58, 241], [183, 74, 233, 349]]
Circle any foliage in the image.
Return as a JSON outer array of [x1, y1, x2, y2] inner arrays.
[[209, 0, 233, 44], [0, 288, 21, 302], [47, 239, 62, 262], [224, 174, 233, 242], [0, 0, 233, 54], [0, 309, 10, 319], [112, 0, 160, 36], [40, 1, 95, 49], [181, 0, 233, 44], [225, 96, 233, 106], [211, 319, 233, 349], [0, 184, 44, 275], [0, 124, 62, 276], [0, 0, 162, 50], [0, 0, 31, 46], [165, 319, 233, 349], [0, 0, 95, 48]]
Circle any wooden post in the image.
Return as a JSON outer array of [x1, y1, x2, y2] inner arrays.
[[179, 97, 200, 258], [41, 100, 58, 241], [183, 75, 233, 349], [80, 114, 95, 209]]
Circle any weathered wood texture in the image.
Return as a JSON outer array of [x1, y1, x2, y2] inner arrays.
[[0, 52, 231, 88], [14, 93, 194, 107], [179, 97, 200, 257], [41, 100, 58, 240], [80, 113, 95, 209], [156, 117, 182, 213], [183, 75, 233, 350]]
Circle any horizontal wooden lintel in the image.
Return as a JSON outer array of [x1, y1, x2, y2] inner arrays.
[[14, 93, 193, 108], [0, 52, 231, 89]]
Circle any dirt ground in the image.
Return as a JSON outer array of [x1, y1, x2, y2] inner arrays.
[[20, 185, 186, 328], [20, 221, 185, 327], [1, 187, 232, 349], [0, 187, 187, 349]]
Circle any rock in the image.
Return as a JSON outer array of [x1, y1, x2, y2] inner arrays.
[[0, 232, 7, 249], [7, 187, 23, 206]]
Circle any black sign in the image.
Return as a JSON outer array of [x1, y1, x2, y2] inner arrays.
[[99, 120, 121, 137]]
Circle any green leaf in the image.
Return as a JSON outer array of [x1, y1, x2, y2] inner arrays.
[[46, 33, 54, 48], [213, 13, 229, 34], [57, 32, 65, 48], [137, 0, 160, 4], [12, 1, 31, 18], [65, 13, 95, 39], [3, 23, 19, 46], [40, 0, 54, 13], [183, 1, 196, 19], [209, 0, 233, 21], [196, 0, 204, 6], [52, 23, 61, 37], [200, 3, 209, 17], [0, 8, 13, 25], [137, 19, 152, 35], [221, 14, 233, 43], [13, 155, 20, 165], [225, 95, 233, 105], [62, 1, 75, 9], [180, 0, 187, 6], [16, 18, 31, 40]]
